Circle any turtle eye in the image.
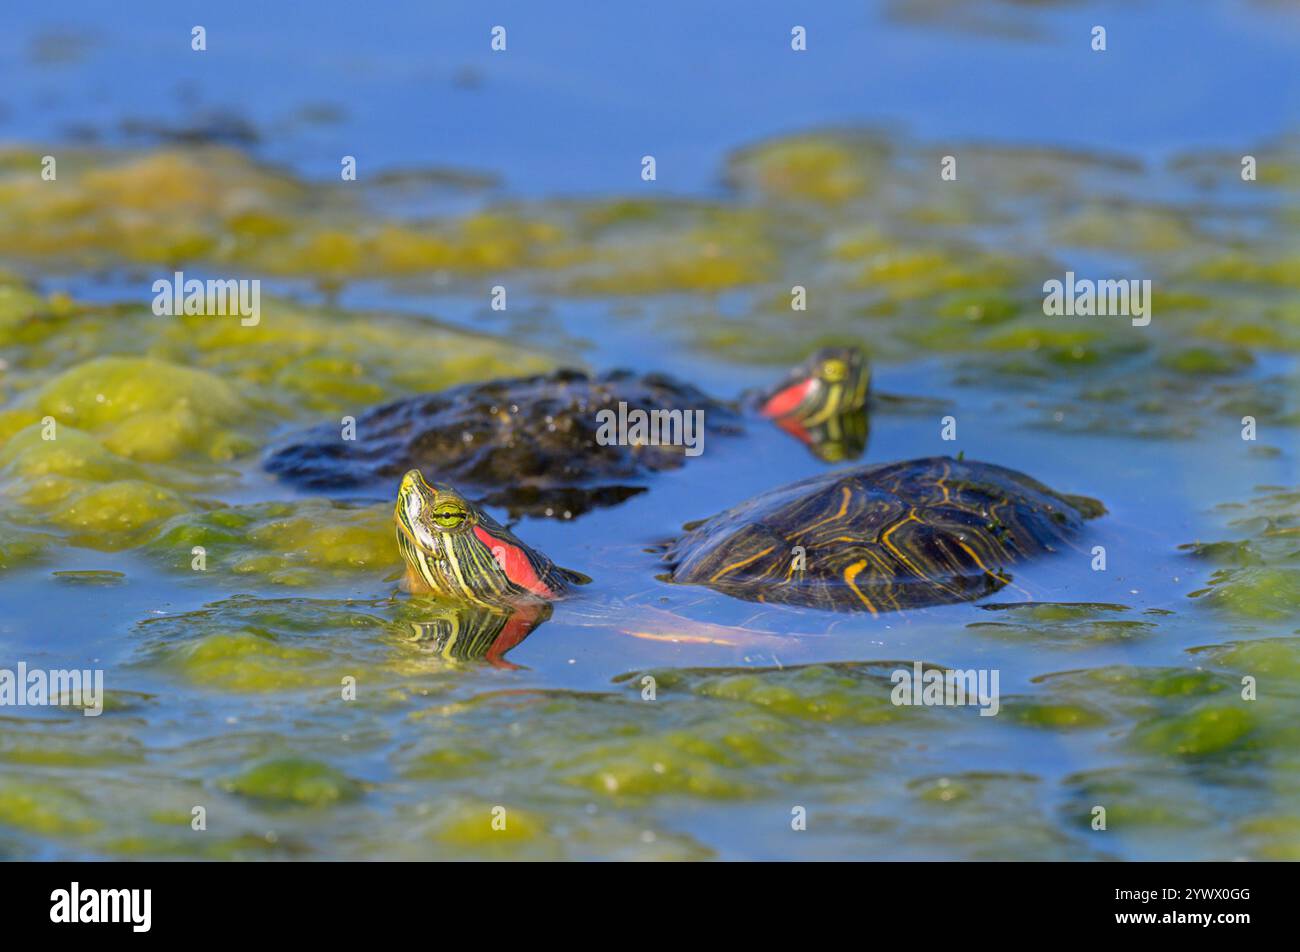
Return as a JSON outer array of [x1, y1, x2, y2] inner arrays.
[[431, 503, 468, 528], [821, 359, 848, 383]]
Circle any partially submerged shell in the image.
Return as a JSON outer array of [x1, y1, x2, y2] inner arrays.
[[664, 456, 1104, 612], [265, 369, 740, 518]]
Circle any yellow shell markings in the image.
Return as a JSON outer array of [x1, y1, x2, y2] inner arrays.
[[667, 458, 1104, 612], [840, 560, 878, 616]]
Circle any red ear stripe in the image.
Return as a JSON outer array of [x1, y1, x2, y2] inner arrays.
[[760, 378, 814, 418], [474, 526, 555, 599]]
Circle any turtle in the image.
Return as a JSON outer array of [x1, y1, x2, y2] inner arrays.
[[265, 346, 871, 518], [662, 456, 1106, 613], [393, 469, 588, 608], [393, 457, 1103, 647], [391, 469, 801, 665]]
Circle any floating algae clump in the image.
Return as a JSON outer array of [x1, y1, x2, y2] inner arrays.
[[0, 356, 253, 462], [725, 134, 884, 205], [0, 424, 197, 549], [132, 596, 408, 693], [967, 602, 1158, 649], [1183, 487, 1300, 620], [144, 631, 336, 693], [1130, 704, 1257, 758], [222, 758, 363, 807], [0, 517, 49, 570], [0, 146, 569, 283], [684, 663, 916, 726], [0, 278, 46, 335], [0, 280, 553, 557], [0, 780, 103, 836], [147, 499, 393, 585], [46, 480, 188, 544], [0, 267, 554, 415], [431, 800, 546, 846], [0, 147, 305, 267], [551, 204, 776, 294]]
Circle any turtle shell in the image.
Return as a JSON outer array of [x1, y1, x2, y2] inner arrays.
[[264, 369, 741, 517], [663, 456, 1105, 612]]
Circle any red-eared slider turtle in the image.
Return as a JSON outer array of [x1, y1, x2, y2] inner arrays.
[[266, 347, 870, 517], [662, 457, 1105, 613], [394, 470, 588, 607], [392, 470, 797, 664], [393, 457, 1102, 631]]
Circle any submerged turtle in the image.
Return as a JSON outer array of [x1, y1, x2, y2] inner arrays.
[[663, 457, 1105, 613], [266, 347, 871, 517]]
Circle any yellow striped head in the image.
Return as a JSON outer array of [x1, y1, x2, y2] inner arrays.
[[760, 346, 870, 425], [394, 469, 570, 606], [396, 470, 477, 549]]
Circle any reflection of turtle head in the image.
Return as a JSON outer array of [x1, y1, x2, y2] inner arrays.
[[759, 347, 870, 462], [408, 600, 553, 668], [395, 470, 587, 607]]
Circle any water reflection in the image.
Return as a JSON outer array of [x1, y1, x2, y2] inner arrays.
[[406, 600, 553, 668]]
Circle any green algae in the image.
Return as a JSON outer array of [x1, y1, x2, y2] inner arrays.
[[1237, 814, 1300, 861], [132, 595, 400, 693], [1000, 699, 1111, 730], [0, 356, 252, 462], [968, 602, 1158, 648], [0, 272, 551, 559], [1183, 486, 1300, 620], [149, 631, 338, 693], [679, 662, 928, 725], [0, 629, 1295, 858], [146, 499, 393, 585], [0, 517, 52, 570], [1061, 768, 1224, 831], [1194, 637, 1300, 684], [51, 569, 126, 585], [1130, 704, 1258, 758], [0, 145, 776, 293], [222, 758, 364, 807], [0, 780, 103, 837], [726, 134, 883, 205]]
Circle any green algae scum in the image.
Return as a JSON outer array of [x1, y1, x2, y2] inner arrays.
[[1, 2, 1299, 864]]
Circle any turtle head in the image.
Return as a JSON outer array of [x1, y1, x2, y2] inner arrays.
[[759, 346, 870, 424], [397, 470, 478, 543], [394, 470, 581, 605], [758, 347, 870, 461]]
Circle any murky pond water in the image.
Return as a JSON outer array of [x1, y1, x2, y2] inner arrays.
[[1, 1, 1298, 860]]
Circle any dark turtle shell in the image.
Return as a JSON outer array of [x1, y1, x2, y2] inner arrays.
[[265, 369, 742, 517], [663, 456, 1105, 613]]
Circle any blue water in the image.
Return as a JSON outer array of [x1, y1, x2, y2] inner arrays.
[[3, 1, 1297, 195]]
